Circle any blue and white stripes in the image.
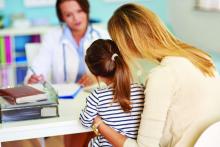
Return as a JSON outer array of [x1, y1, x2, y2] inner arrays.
[[80, 83, 145, 147]]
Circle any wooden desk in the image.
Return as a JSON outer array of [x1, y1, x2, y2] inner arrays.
[[0, 84, 92, 147]]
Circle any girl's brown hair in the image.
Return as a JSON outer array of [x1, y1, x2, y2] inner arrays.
[[56, 0, 90, 23], [85, 39, 132, 112], [108, 3, 216, 77]]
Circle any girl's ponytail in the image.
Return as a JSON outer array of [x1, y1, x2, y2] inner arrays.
[[112, 53, 131, 112], [85, 39, 132, 112]]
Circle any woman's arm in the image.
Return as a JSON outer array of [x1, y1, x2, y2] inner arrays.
[[24, 31, 54, 84], [95, 66, 175, 147], [93, 116, 127, 147]]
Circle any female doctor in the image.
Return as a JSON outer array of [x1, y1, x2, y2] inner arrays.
[[25, 0, 109, 85]]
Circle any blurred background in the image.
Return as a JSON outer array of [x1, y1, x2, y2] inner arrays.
[[0, 0, 220, 87]]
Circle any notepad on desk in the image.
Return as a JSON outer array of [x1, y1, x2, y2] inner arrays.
[[57, 84, 83, 99], [0, 85, 48, 104]]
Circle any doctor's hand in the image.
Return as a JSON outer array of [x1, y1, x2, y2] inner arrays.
[[27, 74, 45, 84], [77, 74, 96, 87]]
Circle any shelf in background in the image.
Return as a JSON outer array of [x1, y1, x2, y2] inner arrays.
[[195, 0, 220, 12], [0, 25, 58, 36], [195, 6, 220, 12], [0, 25, 58, 86]]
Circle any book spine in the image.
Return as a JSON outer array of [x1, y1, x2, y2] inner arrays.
[[1, 105, 59, 122], [1, 67, 9, 87], [4, 36, 12, 64], [0, 69, 2, 87], [31, 34, 41, 42], [0, 36, 2, 64], [0, 108, 2, 123], [16, 66, 27, 85], [0, 36, 6, 64]]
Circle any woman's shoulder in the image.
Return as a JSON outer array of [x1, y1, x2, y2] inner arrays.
[[148, 61, 174, 77], [161, 56, 191, 66], [145, 57, 180, 85], [42, 26, 63, 40], [150, 56, 193, 75], [146, 56, 210, 86]]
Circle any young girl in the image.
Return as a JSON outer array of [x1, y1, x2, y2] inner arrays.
[[80, 39, 145, 147]]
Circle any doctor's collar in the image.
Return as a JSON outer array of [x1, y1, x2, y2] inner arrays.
[[61, 25, 93, 42]]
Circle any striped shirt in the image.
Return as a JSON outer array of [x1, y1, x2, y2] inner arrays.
[[80, 83, 145, 147]]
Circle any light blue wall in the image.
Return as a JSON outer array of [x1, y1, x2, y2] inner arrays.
[[168, 0, 220, 72], [1, 0, 219, 72], [0, 0, 57, 26], [0, 0, 169, 27], [89, 0, 169, 25]]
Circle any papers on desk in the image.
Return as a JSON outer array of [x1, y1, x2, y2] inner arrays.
[[56, 83, 106, 99], [57, 84, 83, 99]]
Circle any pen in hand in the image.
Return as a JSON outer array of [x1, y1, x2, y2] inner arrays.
[[28, 66, 55, 89], [29, 66, 36, 75], [28, 66, 45, 84]]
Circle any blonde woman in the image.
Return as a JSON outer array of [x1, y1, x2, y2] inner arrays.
[[92, 3, 220, 147]]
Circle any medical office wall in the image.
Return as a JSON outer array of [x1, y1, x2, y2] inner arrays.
[[168, 0, 220, 72], [0, 0, 169, 27], [0, 0, 169, 86]]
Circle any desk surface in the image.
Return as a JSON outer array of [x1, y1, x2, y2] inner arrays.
[[0, 84, 91, 142]]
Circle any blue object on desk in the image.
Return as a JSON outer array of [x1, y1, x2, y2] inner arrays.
[[59, 85, 83, 99], [16, 66, 28, 85]]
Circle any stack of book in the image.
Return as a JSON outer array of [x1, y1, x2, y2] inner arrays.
[[0, 85, 59, 123]]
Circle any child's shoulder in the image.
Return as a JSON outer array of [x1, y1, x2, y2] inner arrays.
[[92, 86, 113, 94], [131, 83, 145, 89], [89, 87, 113, 100]]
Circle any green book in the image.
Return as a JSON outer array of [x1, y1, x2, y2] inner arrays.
[[0, 36, 6, 64]]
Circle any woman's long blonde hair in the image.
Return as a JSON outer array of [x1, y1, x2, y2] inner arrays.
[[108, 3, 215, 77]]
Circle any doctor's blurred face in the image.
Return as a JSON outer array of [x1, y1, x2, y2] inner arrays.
[[60, 1, 88, 33]]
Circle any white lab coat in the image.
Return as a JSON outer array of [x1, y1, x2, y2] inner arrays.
[[25, 25, 109, 84]]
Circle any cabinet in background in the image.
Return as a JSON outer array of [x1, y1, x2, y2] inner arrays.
[[0, 26, 57, 87]]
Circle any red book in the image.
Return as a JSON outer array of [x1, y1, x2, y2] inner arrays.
[[0, 85, 47, 104]]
